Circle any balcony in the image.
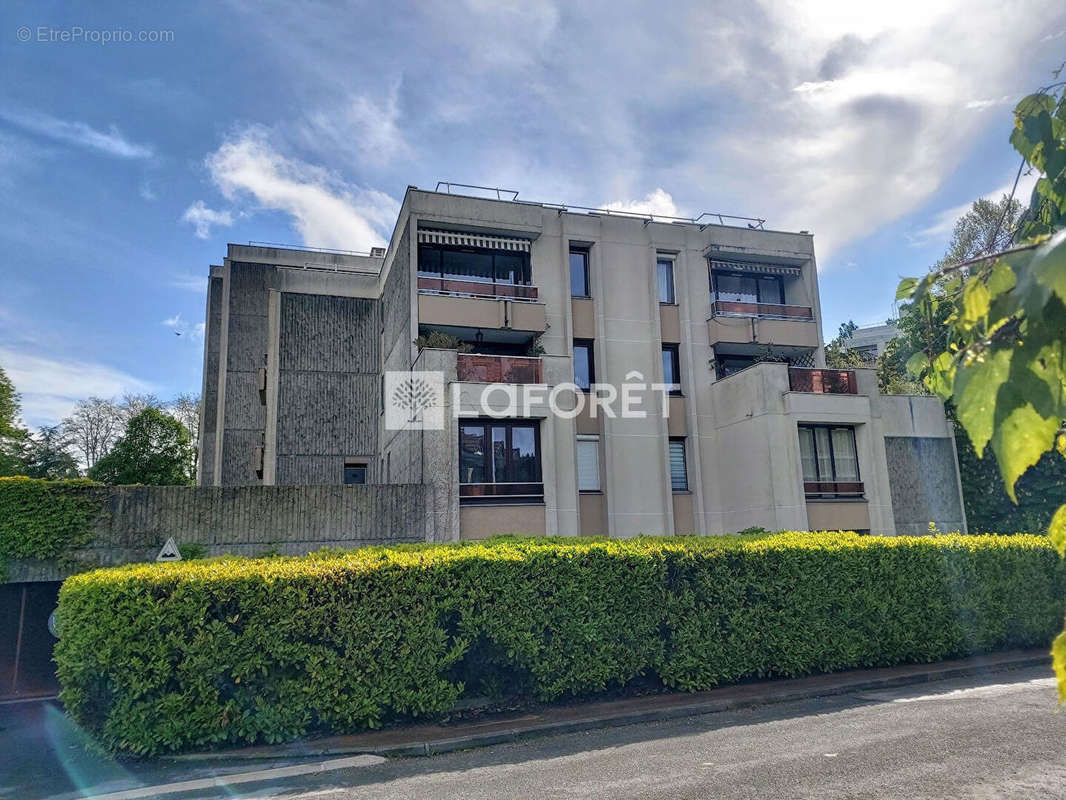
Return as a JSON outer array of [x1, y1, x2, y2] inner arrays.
[[457, 354, 543, 384], [788, 368, 857, 394], [711, 300, 813, 320], [708, 302, 818, 348], [459, 481, 544, 504], [804, 480, 865, 499], [417, 276, 538, 301]]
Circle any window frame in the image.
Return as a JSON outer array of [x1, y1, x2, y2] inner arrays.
[[710, 269, 785, 306], [797, 424, 862, 497], [657, 256, 676, 304], [573, 338, 596, 391], [569, 246, 591, 298], [458, 419, 543, 505], [668, 437, 689, 492], [576, 434, 601, 493], [417, 242, 532, 286], [343, 461, 368, 485], [661, 343, 682, 395]]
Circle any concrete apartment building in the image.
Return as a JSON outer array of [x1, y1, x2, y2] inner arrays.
[[845, 321, 900, 362], [198, 184, 967, 539]]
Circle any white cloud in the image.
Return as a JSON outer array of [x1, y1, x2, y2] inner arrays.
[[169, 273, 208, 292], [300, 88, 411, 167], [965, 96, 1010, 110], [205, 129, 399, 251], [161, 314, 205, 342], [181, 200, 234, 239], [909, 168, 1040, 246], [0, 109, 153, 159], [602, 189, 682, 219], [0, 347, 153, 427]]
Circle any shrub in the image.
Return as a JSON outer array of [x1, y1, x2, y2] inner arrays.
[[56, 532, 1065, 755], [0, 477, 104, 577]]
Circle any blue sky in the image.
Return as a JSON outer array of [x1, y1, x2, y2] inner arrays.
[[1, 0, 1064, 427]]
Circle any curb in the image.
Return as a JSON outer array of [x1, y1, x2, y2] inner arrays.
[[166, 651, 1049, 762]]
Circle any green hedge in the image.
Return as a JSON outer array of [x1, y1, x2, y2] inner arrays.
[[0, 477, 104, 577], [56, 532, 1065, 755]]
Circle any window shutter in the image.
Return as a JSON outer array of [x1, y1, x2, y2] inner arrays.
[[669, 440, 688, 491], [577, 436, 600, 491]]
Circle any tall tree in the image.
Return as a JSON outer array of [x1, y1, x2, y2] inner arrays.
[[896, 79, 1066, 695], [20, 425, 81, 479], [61, 396, 123, 469], [824, 320, 868, 369], [118, 392, 163, 424], [0, 365, 28, 476], [169, 393, 201, 477], [88, 407, 194, 486]]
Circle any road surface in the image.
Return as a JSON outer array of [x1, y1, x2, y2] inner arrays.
[[5, 664, 1065, 799]]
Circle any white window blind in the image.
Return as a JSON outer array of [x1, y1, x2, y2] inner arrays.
[[577, 436, 600, 491], [669, 439, 688, 491]]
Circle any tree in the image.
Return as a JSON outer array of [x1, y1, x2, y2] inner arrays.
[[169, 393, 201, 478], [61, 397, 123, 469], [896, 77, 1066, 696], [88, 408, 194, 486], [0, 365, 29, 476], [824, 320, 869, 369], [0, 365, 22, 440], [117, 392, 163, 424], [20, 426, 80, 479]]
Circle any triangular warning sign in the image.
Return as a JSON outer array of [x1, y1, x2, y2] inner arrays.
[[156, 537, 182, 562]]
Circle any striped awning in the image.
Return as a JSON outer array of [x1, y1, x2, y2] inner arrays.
[[708, 258, 802, 277], [418, 228, 532, 253]]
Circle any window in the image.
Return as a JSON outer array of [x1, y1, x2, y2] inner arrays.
[[661, 344, 681, 394], [669, 438, 688, 491], [576, 435, 601, 492], [418, 244, 531, 285], [343, 462, 367, 484], [798, 424, 861, 496], [459, 420, 542, 504], [570, 247, 590, 297], [657, 258, 675, 304], [574, 339, 595, 391], [711, 270, 784, 305]]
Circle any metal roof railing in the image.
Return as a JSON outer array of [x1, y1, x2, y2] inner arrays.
[[432, 182, 767, 230], [246, 241, 376, 257]]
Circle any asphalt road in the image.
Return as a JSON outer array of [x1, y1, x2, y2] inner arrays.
[[5, 664, 1065, 799]]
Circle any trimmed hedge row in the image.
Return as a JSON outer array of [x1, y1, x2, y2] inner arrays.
[[0, 477, 104, 577], [56, 532, 1065, 755]]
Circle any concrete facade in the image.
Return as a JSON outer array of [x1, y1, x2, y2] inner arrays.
[[5, 484, 431, 584], [198, 187, 966, 539]]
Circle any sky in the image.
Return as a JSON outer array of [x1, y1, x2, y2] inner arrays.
[[1, 0, 1064, 428]]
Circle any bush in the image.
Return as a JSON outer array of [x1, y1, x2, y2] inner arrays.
[[0, 477, 104, 577], [56, 532, 1065, 755]]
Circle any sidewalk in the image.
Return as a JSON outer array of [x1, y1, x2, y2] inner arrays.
[[167, 648, 1049, 762]]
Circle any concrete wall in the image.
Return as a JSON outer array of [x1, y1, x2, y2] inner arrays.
[[5, 484, 431, 583], [198, 274, 223, 485], [274, 293, 380, 485], [884, 437, 966, 534]]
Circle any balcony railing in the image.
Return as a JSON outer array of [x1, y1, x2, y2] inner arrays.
[[457, 354, 543, 384], [418, 276, 539, 301], [460, 482, 544, 504], [788, 368, 857, 394], [804, 481, 865, 499], [711, 300, 813, 320]]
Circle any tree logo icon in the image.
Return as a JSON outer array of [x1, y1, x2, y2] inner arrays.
[[384, 371, 445, 430]]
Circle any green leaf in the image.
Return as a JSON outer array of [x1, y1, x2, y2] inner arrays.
[[904, 351, 929, 377], [896, 277, 918, 301], [1031, 229, 1066, 303], [954, 348, 1011, 457], [984, 260, 1016, 299], [989, 386, 1060, 502], [1048, 503, 1066, 557], [1052, 630, 1066, 705], [961, 277, 990, 326]]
